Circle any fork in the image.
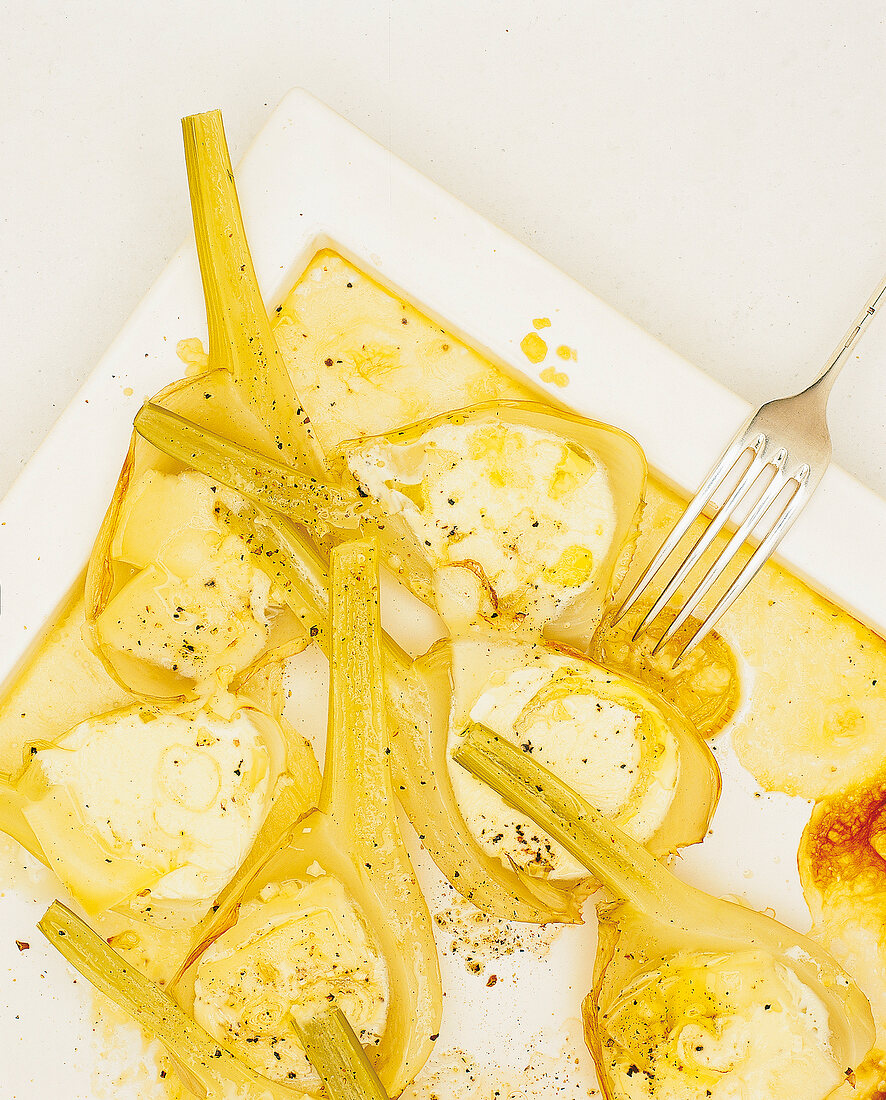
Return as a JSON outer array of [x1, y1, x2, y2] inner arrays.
[[614, 271, 886, 664]]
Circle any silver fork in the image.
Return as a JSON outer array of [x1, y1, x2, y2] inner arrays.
[[615, 271, 886, 664]]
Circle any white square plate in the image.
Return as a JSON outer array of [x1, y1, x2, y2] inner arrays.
[[2, 89, 884, 1098]]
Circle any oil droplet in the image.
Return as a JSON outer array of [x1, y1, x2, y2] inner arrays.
[[123, 387, 134, 397], [556, 345, 577, 361], [540, 366, 569, 388], [520, 332, 548, 364], [532, 317, 551, 330], [176, 337, 209, 377]]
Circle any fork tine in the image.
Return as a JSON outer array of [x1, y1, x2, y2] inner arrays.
[[630, 444, 783, 639], [623, 270, 885, 660], [674, 470, 810, 664], [614, 433, 764, 624], [650, 460, 797, 655]]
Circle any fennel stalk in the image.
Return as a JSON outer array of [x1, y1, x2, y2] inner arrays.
[[453, 723, 668, 915], [182, 110, 325, 477], [135, 401, 361, 539], [294, 1007, 390, 1100]]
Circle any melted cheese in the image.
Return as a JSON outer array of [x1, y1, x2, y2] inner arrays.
[[94, 470, 279, 686], [346, 421, 617, 632], [448, 650, 679, 880], [193, 876, 388, 1086], [30, 707, 276, 922], [603, 950, 840, 1100]]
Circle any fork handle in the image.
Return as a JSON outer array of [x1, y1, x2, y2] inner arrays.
[[807, 269, 886, 397]]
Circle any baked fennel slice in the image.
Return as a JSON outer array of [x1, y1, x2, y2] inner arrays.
[[159, 540, 441, 1096], [0, 660, 319, 928], [331, 400, 646, 646], [453, 726, 875, 1100], [85, 110, 350, 703], [39, 902, 389, 1100], [424, 636, 720, 891], [197, 489, 719, 925]]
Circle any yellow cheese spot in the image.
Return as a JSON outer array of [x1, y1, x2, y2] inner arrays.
[[544, 545, 595, 587], [466, 424, 527, 488], [550, 445, 594, 500], [520, 332, 548, 364], [556, 344, 577, 361], [392, 478, 428, 511], [123, 386, 134, 397], [532, 317, 551, 330], [540, 366, 569, 388]]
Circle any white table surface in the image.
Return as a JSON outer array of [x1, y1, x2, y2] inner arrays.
[[2, 1, 884, 502]]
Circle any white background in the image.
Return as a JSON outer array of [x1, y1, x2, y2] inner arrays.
[[1, 9, 885, 1099], [2, 1, 885, 500]]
